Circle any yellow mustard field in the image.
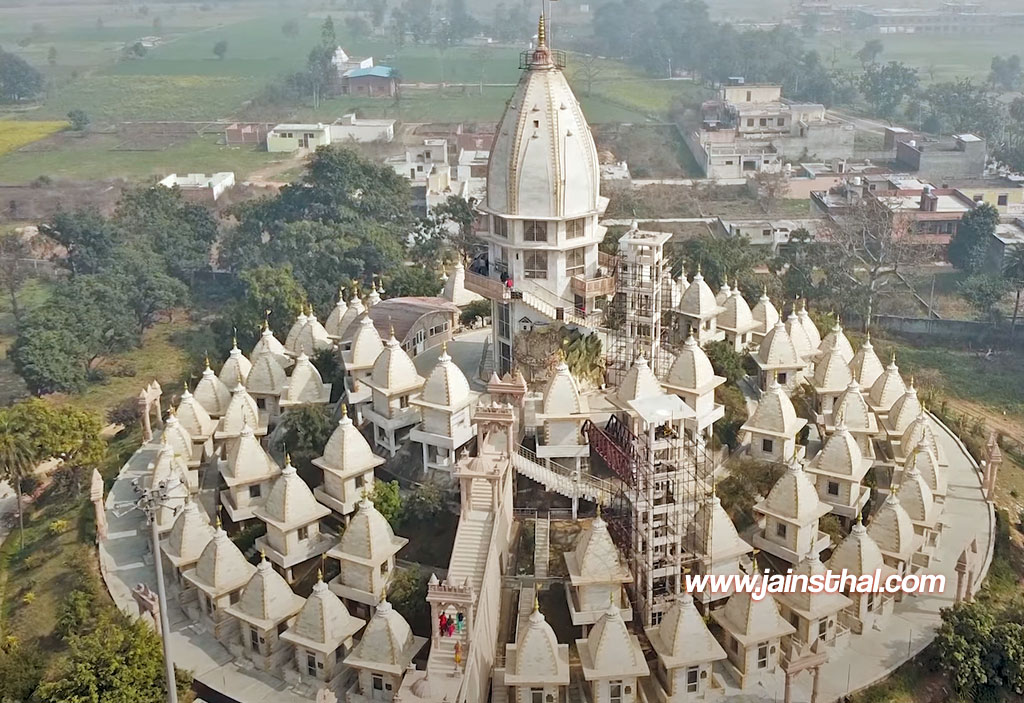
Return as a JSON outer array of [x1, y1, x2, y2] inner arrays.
[[0, 120, 67, 158]]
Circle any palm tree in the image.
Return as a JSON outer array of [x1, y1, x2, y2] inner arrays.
[[1003, 246, 1024, 339], [0, 415, 35, 550]]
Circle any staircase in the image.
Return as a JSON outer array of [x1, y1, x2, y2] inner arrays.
[[518, 286, 589, 328], [534, 514, 550, 579], [511, 446, 615, 505]]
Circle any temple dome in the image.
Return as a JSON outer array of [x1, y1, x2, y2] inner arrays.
[[257, 459, 328, 527], [756, 321, 801, 368], [819, 320, 854, 363], [719, 288, 755, 334], [420, 345, 471, 409], [216, 383, 261, 437], [797, 304, 822, 348], [485, 29, 599, 219], [232, 555, 304, 626], [742, 377, 804, 437], [336, 496, 406, 563], [887, 381, 922, 435], [286, 577, 365, 648], [177, 386, 216, 438], [869, 356, 906, 413], [812, 342, 853, 393], [807, 423, 870, 480], [246, 352, 287, 397], [905, 443, 946, 497], [316, 408, 385, 476], [615, 355, 663, 404], [647, 592, 725, 667], [509, 603, 567, 679], [345, 598, 418, 674], [192, 524, 256, 593], [251, 321, 292, 369], [542, 359, 587, 415], [347, 315, 385, 369], [829, 518, 886, 575], [283, 353, 329, 405], [833, 380, 877, 433], [164, 499, 214, 564], [849, 334, 884, 389], [218, 339, 252, 389], [751, 290, 780, 335], [666, 336, 721, 393], [324, 290, 349, 339], [369, 332, 425, 394], [678, 270, 720, 320], [758, 460, 828, 523], [867, 492, 916, 562], [222, 424, 280, 485], [785, 311, 814, 360], [194, 361, 231, 417]]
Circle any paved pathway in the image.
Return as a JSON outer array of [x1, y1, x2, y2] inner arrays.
[[720, 415, 994, 702], [98, 411, 992, 702], [98, 438, 313, 703]]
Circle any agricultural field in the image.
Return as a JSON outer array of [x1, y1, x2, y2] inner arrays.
[[0, 120, 67, 157]]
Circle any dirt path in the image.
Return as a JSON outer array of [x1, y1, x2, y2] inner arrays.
[[244, 152, 307, 186]]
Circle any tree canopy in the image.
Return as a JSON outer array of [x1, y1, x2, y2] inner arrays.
[[0, 48, 43, 101], [948, 203, 999, 273]]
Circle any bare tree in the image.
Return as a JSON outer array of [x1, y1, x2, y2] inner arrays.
[[572, 53, 605, 98], [0, 235, 30, 323], [753, 170, 788, 214], [818, 198, 935, 329]]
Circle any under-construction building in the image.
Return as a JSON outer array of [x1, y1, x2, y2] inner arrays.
[[584, 226, 716, 628]]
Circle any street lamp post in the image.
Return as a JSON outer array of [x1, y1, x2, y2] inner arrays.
[[130, 478, 180, 703]]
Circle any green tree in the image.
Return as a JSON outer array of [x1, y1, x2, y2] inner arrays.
[[276, 404, 334, 467], [67, 108, 90, 131], [923, 78, 1004, 138], [855, 38, 883, 66], [0, 413, 35, 548], [1002, 245, 1024, 338], [958, 274, 1008, 325], [7, 397, 105, 468], [0, 233, 30, 322], [321, 15, 337, 48], [35, 614, 171, 703], [9, 326, 88, 393], [677, 234, 760, 293], [371, 479, 403, 527], [43, 209, 118, 275], [859, 61, 918, 119], [386, 264, 441, 298], [403, 0, 433, 43], [989, 54, 1022, 92], [936, 601, 995, 697], [991, 622, 1024, 693], [949, 203, 999, 273], [281, 19, 300, 39], [0, 48, 44, 101], [229, 265, 306, 346], [703, 340, 746, 386], [404, 480, 446, 522], [213, 39, 228, 60], [0, 644, 45, 702]]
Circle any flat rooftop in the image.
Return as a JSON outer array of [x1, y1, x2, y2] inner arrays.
[[994, 220, 1024, 246], [879, 193, 972, 214]]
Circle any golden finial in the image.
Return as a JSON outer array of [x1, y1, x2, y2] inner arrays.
[[596, 503, 602, 519], [216, 511, 222, 530], [442, 341, 448, 355], [204, 352, 210, 369], [232, 327, 237, 348], [260, 548, 266, 561], [285, 451, 292, 466], [534, 594, 540, 612], [389, 317, 395, 338], [891, 351, 897, 364], [262, 309, 270, 332], [537, 13, 547, 48], [339, 285, 345, 301], [341, 403, 348, 418], [317, 568, 324, 582]]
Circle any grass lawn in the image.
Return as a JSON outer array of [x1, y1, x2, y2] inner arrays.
[[14, 74, 265, 122], [0, 120, 68, 157], [0, 133, 286, 185]]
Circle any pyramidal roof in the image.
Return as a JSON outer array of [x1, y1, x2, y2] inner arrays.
[[151, 437, 190, 488], [751, 290, 780, 335], [901, 412, 941, 459], [284, 311, 309, 351], [164, 499, 215, 565], [819, 320, 854, 363], [255, 459, 329, 529], [806, 422, 871, 480], [869, 355, 907, 413], [776, 553, 852, 616], [646, 592, 726, 669], [665, 336, 724, 394], [755, 321, 802, 368], [741, 376, 806, 438], [189, 524, 257, 595], [335, 496, 407, 564], [899, 466, 937, 525], [291, 312, 332, 357], [785, 311, 814, 360], [508, 602, 570, 682], [715, 281, 732, 306], [251, 321, 292, 369], [369, 331, 425, 395], [284, 577, 365, 652], [828, 518, 885, 576], [812, 342, 853, 393], [315, 407, 385, 477], [222, 423, 280, 485], [756, 460, 830, 525], [833, 380, 877, 433], [441, 260, 484, 307], [284, 353, 330, 404], [419, 344, 471, 409], [347, 315, 385, 369], [906, 444, 946, 496], [887, 381, 922, 435], [678, 270, 721, 320], [578, 602, 649, 679], [615, 355, 664, 404], [566, 512, 630, 584], [344, 598, 420, 675], [867, 492, 916, 562], [797, 304, 822, 349], [194, 361, 231, 417], [693, 493, 750, 562], [246, 351, 288, 397], [713, 580, 795, 643], [338, 297, 367, 342], [849, 334, 884, 389], [486, 16, 600, 219], [177, 386, 216, 438], [719, 287, 756, 333], [324, 289, 350, 338], [229, 555, 305, 628], [217, 383, 262, 436], [162, 415, 193, 469], [218, 340, 253, 389], [541, 359, 588, 416]]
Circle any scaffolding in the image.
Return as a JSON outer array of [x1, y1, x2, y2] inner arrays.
[[586, 225, 715, 627]]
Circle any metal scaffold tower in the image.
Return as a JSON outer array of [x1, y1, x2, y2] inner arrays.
[[586, 225, 715, 628]]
